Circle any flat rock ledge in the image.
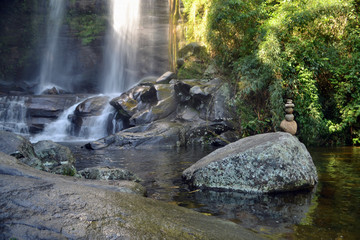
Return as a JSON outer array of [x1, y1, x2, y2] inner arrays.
[[182, 132, 318, 193], [0, 152, 263, 240]]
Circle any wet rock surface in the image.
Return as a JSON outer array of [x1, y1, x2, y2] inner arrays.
[[26, 95, 88, 133], [75, 95, 109, 117], [1, 74, 237, 149], [86, 121, 185, 149], [0, 152, 262, 240], [86, 77, 236, 149], [79, 166, 141, 182], [155, 71, 176, 84], [183, 132, 318, 193], [0, 75, 237, 150]]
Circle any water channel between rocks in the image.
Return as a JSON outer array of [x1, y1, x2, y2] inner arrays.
[[64, 143, 360, 239]]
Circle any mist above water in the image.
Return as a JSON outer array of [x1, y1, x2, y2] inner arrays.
[[101, 0, 141, 94], [37, 0, 70, 94], [4, 0, 170, 142]]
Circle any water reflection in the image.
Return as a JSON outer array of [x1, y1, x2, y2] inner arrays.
[[293, 147, 360, 239], [175, 189, 316, 235], [72, 145, 215, 200], [69, 144, 360, 239]]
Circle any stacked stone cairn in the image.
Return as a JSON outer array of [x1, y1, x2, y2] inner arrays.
[[280, 99, 297, 135]]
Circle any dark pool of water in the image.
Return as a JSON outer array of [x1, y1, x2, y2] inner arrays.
[[66, 143, 360, 239]]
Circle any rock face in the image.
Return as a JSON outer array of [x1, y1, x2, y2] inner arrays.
[[0, 152, 262, 240], [1, 74, 236, 149], [79, 166, 141, 182], [0, 130, 40, 168], [75, 96, 109, 117], [85, 121, 185, 149], [182, 132, 318, 193], [0, 131, 77, 175], [85, 77, 236, 149]]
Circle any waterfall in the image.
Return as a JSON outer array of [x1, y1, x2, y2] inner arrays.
[[31, 102, 78, 142], [31, 95, 116, 142], [37, 0, 66, 94], [0, 96, 29, 135], [102, 0, 141, 94], [1, 1, 170, 142]]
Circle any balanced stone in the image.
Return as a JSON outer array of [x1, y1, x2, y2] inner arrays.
[[285, 114, 294, 121], [280, 120, 297, 135], [285, 103, 295, 108], [285, 108, 294, 114]]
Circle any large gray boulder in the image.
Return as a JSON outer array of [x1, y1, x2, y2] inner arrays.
[[183, 132, 318, 193], [0, 152, 262, 240]]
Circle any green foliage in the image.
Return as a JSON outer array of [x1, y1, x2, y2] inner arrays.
[[231, 96, 272, 137], [181, 0, 360, 146], [258, 0, 360, 145], [206, 0, 263, 66], [177, 59, 207, 79], [67, 10, 106, 46], [60, 165, 77, 176], [182, 0, 211, 46]]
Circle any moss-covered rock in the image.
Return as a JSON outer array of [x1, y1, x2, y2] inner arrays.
[[183, 132, 318, 193], [33, 140, 77, 174]]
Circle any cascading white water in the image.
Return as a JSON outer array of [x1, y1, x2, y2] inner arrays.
[[31, 95, 116, 142], [102, 0, 141, 94], [31, 102, 78, 142], [37, 0, 65, 94], [32, 1, 143, 142], [27, 1, 169, 142], [0, 96, 29, 135], [75, 102, 114, 140]]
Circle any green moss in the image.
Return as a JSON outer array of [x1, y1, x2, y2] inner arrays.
[[67, 11, 106, 46], [177, 60, 207, 79], [60, 165, 77, 176]]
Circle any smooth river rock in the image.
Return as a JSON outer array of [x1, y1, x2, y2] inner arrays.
[[0, 152, 262, 240], [182, 132, 318, 193]]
